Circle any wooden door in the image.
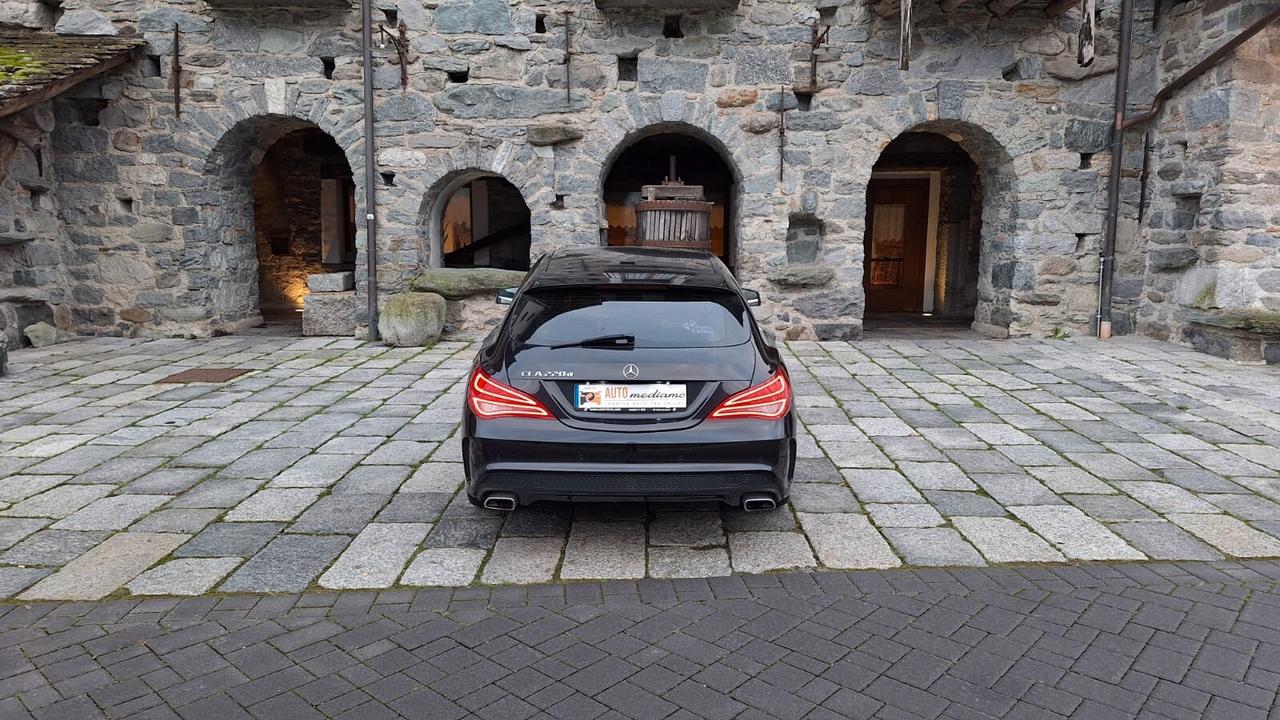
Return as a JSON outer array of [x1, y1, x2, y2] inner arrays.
[[864, 179, 930, 313]]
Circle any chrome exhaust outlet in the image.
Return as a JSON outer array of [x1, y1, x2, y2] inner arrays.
[[742, 495, 777, 512], [482, 494, 517, 512]]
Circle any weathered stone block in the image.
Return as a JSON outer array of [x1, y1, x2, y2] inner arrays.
[[302, 292, 355, 337], [768, 265, 835, 288], [408, 268, 526, 300], [379, 292, 446, 347], [527, 124, 583, 146], [307, 272, 355, 293], [55, 9, 116, 35], [1064, 119, 1111, 154], [435, 0, 514, 35], [22, 322, 58, 348], [433, 85, 590, 118]]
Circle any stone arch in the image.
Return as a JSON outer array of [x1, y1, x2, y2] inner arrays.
[[181, 102, 366, 334], [865, 118, 1021, 336], [598, 121, 745, 269], [420, 169, 532, 270]]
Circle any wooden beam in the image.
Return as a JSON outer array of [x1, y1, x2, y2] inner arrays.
[[900, 0, 912, 70], [1046, 0, 1077, 16], [0, 49, 137, 120], [939, 0, 969, 12], [986, 0, 1028, 17]]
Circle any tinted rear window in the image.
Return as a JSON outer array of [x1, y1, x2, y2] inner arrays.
[[510, 288, 752, 349]]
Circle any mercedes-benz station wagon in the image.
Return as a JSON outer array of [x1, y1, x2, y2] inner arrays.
[[462, 246, 795, 512]]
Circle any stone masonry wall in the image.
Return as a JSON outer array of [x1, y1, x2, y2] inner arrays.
[[13, 0, 1262, 343]]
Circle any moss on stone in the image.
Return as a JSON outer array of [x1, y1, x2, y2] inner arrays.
[[1193, 280, 1217, 309], [0, 46, 44, 83]]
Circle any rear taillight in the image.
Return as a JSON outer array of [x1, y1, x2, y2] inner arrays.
[[467, 368, 553, 420], [708, 370, 791, 421]]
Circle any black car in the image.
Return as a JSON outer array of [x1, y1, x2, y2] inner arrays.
[[461, 246, 795, 512]]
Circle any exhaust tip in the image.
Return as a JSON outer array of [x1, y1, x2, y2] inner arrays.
[[742, 495, 778, 512], [482, 494, 517, 511]]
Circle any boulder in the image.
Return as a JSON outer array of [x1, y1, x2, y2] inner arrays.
[[22, 322, 59, 348], [767, 265, 835, 288], [379, 292, 446, 347], [303, 292, 356, 336], [408, 267, 526, 300]]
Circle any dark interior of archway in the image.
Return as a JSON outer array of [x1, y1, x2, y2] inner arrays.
[[604, 133, 735, 270], [252, 127, 356, 322], [440, 176, 531, 271], [863, 131, 982, 327]]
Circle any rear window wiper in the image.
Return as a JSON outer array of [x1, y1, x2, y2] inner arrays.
[[548, 334, 636, 350]]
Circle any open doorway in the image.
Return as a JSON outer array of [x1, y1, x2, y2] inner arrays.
[[435, 174, 531, 271], [252, 128, 356, 323], [603, 132, 736, 270], [863, 131, 982, 330]]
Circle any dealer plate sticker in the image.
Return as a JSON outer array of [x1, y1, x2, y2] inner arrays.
[[575, 383, 687, 411]]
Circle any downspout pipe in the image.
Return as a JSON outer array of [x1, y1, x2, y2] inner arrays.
[[361, 0, 380, 341], [1097, 0, 1135, 340]]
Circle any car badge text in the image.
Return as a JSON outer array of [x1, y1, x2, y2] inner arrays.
[[520, 370, 574, 378]]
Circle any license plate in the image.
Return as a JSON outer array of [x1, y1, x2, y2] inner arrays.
[[575, 383, 687, 411]]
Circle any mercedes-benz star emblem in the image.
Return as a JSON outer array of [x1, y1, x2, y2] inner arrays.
[[622, 364, 640, 380]]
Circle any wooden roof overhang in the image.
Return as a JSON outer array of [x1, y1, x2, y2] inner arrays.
[[0, 32, 144, 119]]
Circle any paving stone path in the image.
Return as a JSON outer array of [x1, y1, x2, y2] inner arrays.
[[3, 332, 1280, 599], [3, 561, 1280, 719]]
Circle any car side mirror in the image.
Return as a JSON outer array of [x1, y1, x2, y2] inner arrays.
[[496, 288, 517, 305], [742, 288, 762, 307]]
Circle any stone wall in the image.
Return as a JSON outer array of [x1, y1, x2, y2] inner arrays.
[[11, 0, 1270, 345], [1133, 1, 1280, 348]]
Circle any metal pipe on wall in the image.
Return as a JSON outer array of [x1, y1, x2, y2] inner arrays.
[[1097, 0, 1135, 340], [360, 0, 380, 341]]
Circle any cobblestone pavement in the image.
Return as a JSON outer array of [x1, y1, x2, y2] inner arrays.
[[3, 332, 1280, 599], [3, 561, 1280, 719]]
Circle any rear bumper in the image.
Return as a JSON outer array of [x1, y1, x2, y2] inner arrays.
[[463, 415, 795, 506]]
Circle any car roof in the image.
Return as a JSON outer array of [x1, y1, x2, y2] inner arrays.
[[526, 246, 737, 291]]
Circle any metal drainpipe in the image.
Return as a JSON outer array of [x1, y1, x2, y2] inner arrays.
[[361, 0, 380, 341], [1097, 0, 1135, 340]]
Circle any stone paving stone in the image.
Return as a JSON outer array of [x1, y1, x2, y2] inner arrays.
[[648, 547, 732, 578], [333, 465, 411, 495], [951, 517, 1064, 563], [852, 417, 916, 437], [376, 492, 451, 523], [126, 557, 242, 596], [796, 513, 898, 570], [1204, 493, 1280, 522], [1167, 513, 1280, 558], [361, 440, 437, 466], [918, 427, 986, 449], [19, 532, 189, 601], [971, 473, 1062, 505], [0, 528, 111, 565], [1066, 494, 1159, 521], [791, 457, 844, 484], [217, 448, 310, 480], [873, 436, 948, 462], [219, 534, 350, 593], [401, 463, 465, 493], [225, 489, 323, 522], [0, 566, 50, 598], [817, 442, 894, 468], [0, 517, 49, 550], [729, 530, 817, 573], [561, 522, 646, 580], [167, 479, 260, 509], [842, 470, 924, 503], [648, 511, 724, 547], [268, 454, 362, 488], [174, 439, 259, 468], [1161, 468, 1247, 494], [922, 491, 1005, 517], [319, 523, 431, 589], [721, 507, 796, 532], [1028, 466, 1115, 495], [481, 537, 565, 584], [1108, 521, 1223, 560], [500, 506, 573, 537], [962, 423, 1038, 445], [882, 527, 986, 567], [121, 468, 209, 495], [1113, 481, 1221, 514], [0, 475, 69, 503], [290, 493, 388, 534], [0, 484, 114, 519], [1066, 453, 1158, 481], [52, 495, 171, 531], [789, 483, 860, 513], [1011, 505, 1146, 561], [130, 508, 221, 534], [401, 547, 487, 586], [425, 517, 503, 548], [866, 503, 944, 528], [899, 462, 977, 491], [175, 522, 284, 558]]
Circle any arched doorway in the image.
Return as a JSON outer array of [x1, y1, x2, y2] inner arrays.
[[862, 122, 1016, 332], [602, 130, 737, 270], [253, 128, 356, 322], [428, 172, 531, 271]]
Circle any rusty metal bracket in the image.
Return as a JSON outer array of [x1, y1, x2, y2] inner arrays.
[[777, 84, 787, 182], [172, 24, 182, 118], [377, 20, 410, 90], [564, 10, 574, 105], [899, 0, 912, 70], [807, 21, 830, 93]]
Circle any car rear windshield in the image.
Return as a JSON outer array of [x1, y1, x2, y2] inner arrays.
[[510, 287, 752, 349]]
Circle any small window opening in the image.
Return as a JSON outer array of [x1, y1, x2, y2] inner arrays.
[[794, 90, 813, 111], [1173, 195, 1201, 230], [144, 54, 162, 78], [321, 57, 336, 79], [535, 13, 547, 33], [34, 146, 43, 176], [77, 99, 108, 126], [29, 188, 45, 211], [1079, 153, 1093, 169], [818, 6, 837, 24], [381, 171, 396, 187], [617, 56, 638, 82], [663, 15, 684, 39], [383, 8, 397, 24], [447, 69, 469, 84], [1074, 233, 1090, 253], [551, 194, 566, 209], [117, 197, 134, 214], [1001, 63, 1020, 82]]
